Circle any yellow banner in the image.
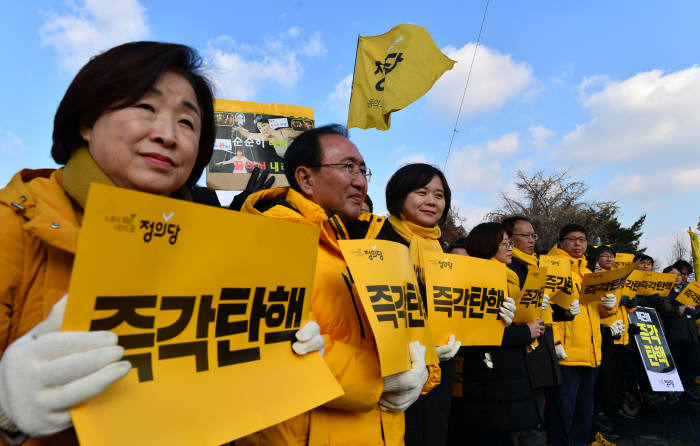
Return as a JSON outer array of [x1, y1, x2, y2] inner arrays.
[[347, 24, 455, 130], [580, 262, 638, 305], [513, 266, 548, 324], [676, 281, 700, 307], [424, 251, 507, 347], [63, 184, 343, 446], [614, 252, 635, 269], [624, 270, 677, 297], [539, 255, 574, 309], [339, 240, 438, 376], [689, 229, 700, 279], [207, 99, 314, 190]]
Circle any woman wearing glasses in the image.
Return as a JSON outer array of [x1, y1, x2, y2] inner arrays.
[[374, 163, 458, 446], [457, 222, 545, 445]]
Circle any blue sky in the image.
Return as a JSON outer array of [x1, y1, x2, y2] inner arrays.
[[2, 0, 699, 264]]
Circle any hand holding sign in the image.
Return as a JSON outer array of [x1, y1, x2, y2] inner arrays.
[[499, 297, 516, 326], [601, 293, 617, 310], [292, 321, 325, 357], [435, 334, 461, 361], [379, 341, 428, 412], [527, 318, 545, 339]]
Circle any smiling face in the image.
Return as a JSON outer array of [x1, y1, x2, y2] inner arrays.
[[400, 175, 446, 228], [81, 71, 201, 196]]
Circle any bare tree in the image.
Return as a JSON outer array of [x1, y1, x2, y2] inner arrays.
[[440, 204, 468, 245], [666, 232, 690, 266]]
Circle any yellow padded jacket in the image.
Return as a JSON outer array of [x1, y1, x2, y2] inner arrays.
[[549, 245, 615, 368], [238, 187, 438, 446]]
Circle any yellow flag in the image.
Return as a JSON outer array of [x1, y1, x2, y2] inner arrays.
[[347, 24, 455, 130], [64, 184, 343, 446], [689, 228, 700, 278]]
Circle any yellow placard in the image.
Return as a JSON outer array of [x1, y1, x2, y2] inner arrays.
[[580, 262, 638, 305], [63, 184, 343, 446], [513, 266, 548, 323], [339, 240, 438, 377], [614, 252, 635, 269], [539, 255, 574, 309], [424, 251, 507, 347], [676, 281, 700, 307], [628, 271, 677, 297]]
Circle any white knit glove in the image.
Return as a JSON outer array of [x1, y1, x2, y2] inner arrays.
[[380, 341, 428, 412], [498, 297, 516, 326], [0, 295, 130, 437], [609, 320, 625, 337], [435, 334, 461, 361], [601, 293, 617, 310], [569, 299, 581, 316], [555, 344, 568, 359], [541, 294, 550, 311], [292, 320, 325, 357]]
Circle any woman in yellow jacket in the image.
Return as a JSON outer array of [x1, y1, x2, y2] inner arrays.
[[0, 42, 218, 445], [373, 163, 459, 446]]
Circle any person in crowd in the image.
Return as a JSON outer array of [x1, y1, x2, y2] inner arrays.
[[633, 254, 663, 310], [658, 265, 700, 402], [501, 216, 560, 445], [238, 125, 435, 445], [457, 222, 544, 445], [546, 224, 618, 446], [635, 254, 654, 272], [447, 237, 468, 256], [374, 163, 460, 446], [672, 259, 693, 285], [360, 193, 373, 214], [596, 246, 616, 272]]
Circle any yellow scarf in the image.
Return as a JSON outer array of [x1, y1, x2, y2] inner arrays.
[[62, 147, 191, 209], [512, 247, 538, 267], [388, 215, 442, 283]]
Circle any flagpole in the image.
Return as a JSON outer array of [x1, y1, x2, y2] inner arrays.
[[346, 34, 361, 130]]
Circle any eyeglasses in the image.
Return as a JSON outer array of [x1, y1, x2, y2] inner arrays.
[[598, 253, 614, 259], [311, 163, 372, 181], [564, 237, 587, 244], [512, 233, 538, 240], [499, 240, 514, 249]]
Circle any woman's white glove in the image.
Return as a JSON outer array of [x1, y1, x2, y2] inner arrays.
[[292, 320, 325, 357], [555, 344, 568, 359], [499, 297, 516, 326], [601, 293, 617, 310], [569, 299, 581, 316], [435, 334, 461, 361], [609, 320, 625, 337], [0, 295, 131, 437], [541, 294, 550, 311], [380, 341, 428, 412]]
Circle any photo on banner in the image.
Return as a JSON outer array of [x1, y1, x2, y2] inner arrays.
[[339, 240, 438, 377], [63, 184, 343, 446], [539, 255, 574, 309], [424, 251, 507, 347], [628, 307, 683, 392], [206, 99, 314, 190]]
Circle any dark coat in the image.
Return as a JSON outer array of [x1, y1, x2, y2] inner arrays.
[[658, 285, 700, 344]]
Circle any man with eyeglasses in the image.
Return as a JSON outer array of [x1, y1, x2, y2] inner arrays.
[[238, 124, 432, 446], [545, 224, 618, 446]]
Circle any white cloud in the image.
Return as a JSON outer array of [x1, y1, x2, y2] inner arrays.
[[529, 125, 555, 149], [557, 65, 700, 168], [427, 43, 535, 115], [397, 152, 432, 166], [607, 167, 700, 199], [450, 200, 491, 230], [326, 73, 353, 112], [444, 132, 519, 192], [39, 0, 150, 73], [0, 130, 26, 154], [207, 30, 325, 100]]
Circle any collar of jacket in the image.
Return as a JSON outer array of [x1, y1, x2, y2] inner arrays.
[[512, 247, 538, 267], [489, 257, 520, 287], [547, 244, 588, 273], [387, 214, 441, 241]]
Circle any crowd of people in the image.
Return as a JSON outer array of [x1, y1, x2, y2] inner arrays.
[[1, 41, 698, 446]]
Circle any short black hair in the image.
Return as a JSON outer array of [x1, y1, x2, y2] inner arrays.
[[52, 41, 215, 188], [559, 223, 587, 241], [385, 163, 452, 226], [596, 245, 616, 257], [634, 254, 654, 266], [465, 222, 506, 260], [502, 215, 532, 237], [672, 259, 693, 274], [662, 265, 678, 274], [283, 124, 348, 192], [447, 237, 467, 254], [364, 194, 374, 213]]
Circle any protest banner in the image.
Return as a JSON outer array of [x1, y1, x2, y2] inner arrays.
[[614, 252, 635, 269], [63, 184, 343, 446], [579, 262, 638, 305], [629, 307, 684, 392], [423, 251, 507, 347], [675, 280, 700, 307], [339, 240, 438, 377], [627, 270, 677, 297], [206, 100, 314, 190], [539, 255, 575, 309], [513, 266, 548, 324]]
